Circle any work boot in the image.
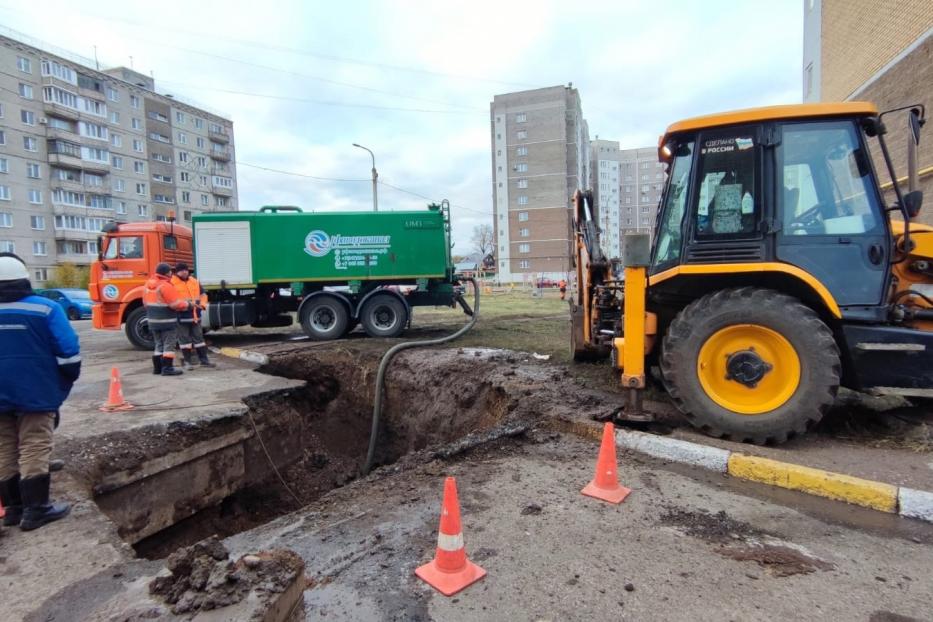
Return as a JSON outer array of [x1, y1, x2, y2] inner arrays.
[[161, 356, 183, 376], [152, 355, 163, 375], [196, 346, 216, 368], [0, 474, 23, 526], [19, 474, 70, 531], [181, 348, 196, 371]]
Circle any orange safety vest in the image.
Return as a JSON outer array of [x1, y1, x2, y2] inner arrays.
[[144, 274, 189, 328], [171, 275, 207, 324]]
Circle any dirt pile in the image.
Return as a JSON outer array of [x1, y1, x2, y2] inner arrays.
[[148, 536, 305, 615]]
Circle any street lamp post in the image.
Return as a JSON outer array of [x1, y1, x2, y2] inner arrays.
[[353, 143, 378, 212]]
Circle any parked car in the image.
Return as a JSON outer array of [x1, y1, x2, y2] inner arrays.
[[35, 288, 94, 320]]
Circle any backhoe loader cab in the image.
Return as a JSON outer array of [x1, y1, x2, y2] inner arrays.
[[572, 102, 933, 444]]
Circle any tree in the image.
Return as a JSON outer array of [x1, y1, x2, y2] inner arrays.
[[46, 263, 90, 289], [471, 224, 494, 258]]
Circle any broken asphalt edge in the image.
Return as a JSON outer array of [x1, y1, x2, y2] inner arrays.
[[549, 417, 933, 525], [213, 346, 933, 525]]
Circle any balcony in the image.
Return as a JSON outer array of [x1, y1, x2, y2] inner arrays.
[[212, 185, 233, 197], [208, 128, 230, 143], [42, 102, 80, 121], [48, 152, 84, 170], [210, 147, 231, 162]]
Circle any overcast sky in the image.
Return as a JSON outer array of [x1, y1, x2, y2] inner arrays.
[[0, 0, 802, 252]]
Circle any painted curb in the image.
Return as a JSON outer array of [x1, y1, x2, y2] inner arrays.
[[899, 487, 933, 522], [615, 429, 730, 473], [603, 425, 933, 524], [727, 454, 898, 513], [213, 346, 270, 366]]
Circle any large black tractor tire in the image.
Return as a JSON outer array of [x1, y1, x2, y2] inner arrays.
[[125, 306, 155, 351], [300, 295, 349, 341], [660, 287, 840, 445], [359, 294, 408, 338]]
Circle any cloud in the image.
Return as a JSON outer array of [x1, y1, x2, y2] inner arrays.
[[0, 0, 803, 251]]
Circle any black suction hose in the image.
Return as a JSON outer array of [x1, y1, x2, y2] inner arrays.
[[363, 278, 480, 474]]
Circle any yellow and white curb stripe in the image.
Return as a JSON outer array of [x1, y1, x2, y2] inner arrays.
[[211, 346, 270, 366], [611, 428, 933, 524]]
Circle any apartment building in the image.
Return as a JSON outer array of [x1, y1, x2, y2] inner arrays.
[[0, 30, 236, 282], [803, 0, 932, 224], [490, 85, 589, 283], [588, 141, 665, 258], [589, 139, 622, 258]]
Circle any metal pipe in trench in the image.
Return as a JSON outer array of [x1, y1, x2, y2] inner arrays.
[[363, 278, 480, 474]]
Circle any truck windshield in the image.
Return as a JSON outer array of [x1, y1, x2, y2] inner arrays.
[[103, 236, 144, 260]]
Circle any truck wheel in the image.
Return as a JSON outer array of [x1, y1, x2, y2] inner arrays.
[[125, 306, 155, 351], [660, 287, 840, 445], [67, 307, 81, 321], [359, 294, 408, 338], [300, 296, 349, 341]]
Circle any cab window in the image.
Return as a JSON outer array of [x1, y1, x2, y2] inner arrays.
[[692, 132, 758, 239], [103, 236, 143, 259], [780, 121, 880, 236], [163, 235, 178, 250], [653, 140, 695, 267]]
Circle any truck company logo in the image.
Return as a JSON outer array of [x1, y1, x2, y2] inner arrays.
[[303, 230, 392, 258], [103, 284, 120, 300]]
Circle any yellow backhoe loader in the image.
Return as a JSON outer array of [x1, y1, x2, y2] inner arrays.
[[571, 102, 931, 444]]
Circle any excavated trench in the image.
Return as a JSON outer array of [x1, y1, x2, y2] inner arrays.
[[61, 346, 562, 561]]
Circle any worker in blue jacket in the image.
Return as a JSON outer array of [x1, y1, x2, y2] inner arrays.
[[0, 253, 78, 531]]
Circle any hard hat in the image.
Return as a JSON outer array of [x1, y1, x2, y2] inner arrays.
[[155, 262, 172, 276], [174, 262, 189, 272], [0, 255, 29, 282]]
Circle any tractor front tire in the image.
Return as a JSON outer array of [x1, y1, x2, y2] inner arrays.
[[660, 287, 840, 444]]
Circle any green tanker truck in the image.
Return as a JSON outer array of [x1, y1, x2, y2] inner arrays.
[[92, 202, 474, 349], [191, 202, 472, 341]]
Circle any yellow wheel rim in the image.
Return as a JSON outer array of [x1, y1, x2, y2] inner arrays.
[[697, 324, 800, 415]]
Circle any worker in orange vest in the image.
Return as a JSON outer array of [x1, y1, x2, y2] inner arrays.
[[559, 279, 567, 301], [171, 262, 215, 370], [143, 263, 191, 376]]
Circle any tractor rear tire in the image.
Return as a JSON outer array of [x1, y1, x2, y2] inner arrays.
[[660, 287, 840, 444]]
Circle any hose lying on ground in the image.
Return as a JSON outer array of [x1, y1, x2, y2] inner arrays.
[[363, 278, 480, 474]]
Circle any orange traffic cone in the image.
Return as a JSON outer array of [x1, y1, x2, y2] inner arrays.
[[581, 422, 631, 504], [100, 366, 134, 412], [415, 477, 486, 596]]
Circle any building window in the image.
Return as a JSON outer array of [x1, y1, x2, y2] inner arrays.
[[519, 243, 530, 253], [114, 179, 125, 192], [17, 56, 32, 73], [32, 241, 47, 256], [133, 139, 144, 152], [179, 152, 189, 163], [26, 163, 40, 178], [183, 210, 193, 221], [516, 113, 527, 123], [201, 194, 209, 206], [517, 130, 527, 140], [134, 161, 145, 174], [515, 163, 528, 173], [516, 146, 527, 156], [0, 212, 11, 225], [111, 133, 122, 148], [520, 228, 530, 237], [0, 130, 5, 146], [177, 131, 187, 144], [804, 62, 814, 98], [21, 109, 35, 125], [23, 137, 37, 152], [181, 191, 191, 203], [0, 241, 15, 253], [110, 111, 120, 124], [130, 95, 140, 109], [33, 268, 48, 282], [112, 156, 123, 169], [131, 118, 142, 130], [175, 111, 185, 124], [136, 183, 147, 195], [194, 118, 203, 129], [28, 189, 42, 204], [215, 196, 228, 208], [0, 158, 8, 174], [519, 260, 530, 269], [18, 83, 33, 99], [518, 211, 529, 222], [137, 204, 148, 216], [107, 87, 119, 102], [116, 201, 127, 215], [517, 179, 528, 188], [196, 137, 205, 148], [518, 195, 528, 205]]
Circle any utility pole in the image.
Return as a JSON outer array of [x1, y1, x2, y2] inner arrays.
[[353, 143, 378, 211]]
